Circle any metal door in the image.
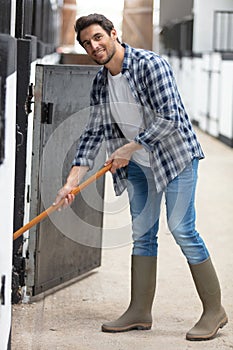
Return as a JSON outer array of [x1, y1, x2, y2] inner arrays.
[[27, 64, 105, 296]]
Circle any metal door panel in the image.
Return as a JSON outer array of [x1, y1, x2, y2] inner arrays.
[[29, 64, 105, 295]]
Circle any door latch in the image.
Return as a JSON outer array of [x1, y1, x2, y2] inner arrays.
[[25, 83, 34, 115]]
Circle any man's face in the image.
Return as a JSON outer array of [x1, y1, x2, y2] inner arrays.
[[80, 24, 117, 65]]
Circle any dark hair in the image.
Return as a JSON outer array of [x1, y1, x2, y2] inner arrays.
[[74, 13, 117, 46]]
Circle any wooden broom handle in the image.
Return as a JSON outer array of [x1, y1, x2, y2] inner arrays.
[[13, 163, 112, 241]]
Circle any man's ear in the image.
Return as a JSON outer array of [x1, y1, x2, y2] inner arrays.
[[111, 28, 118, 40]]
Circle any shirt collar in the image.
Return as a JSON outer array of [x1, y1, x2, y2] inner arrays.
[[102, 42, 132, 82], [121, 43, 132, 71]]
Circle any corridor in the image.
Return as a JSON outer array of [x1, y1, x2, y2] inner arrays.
[[12, 129, 233, 350]]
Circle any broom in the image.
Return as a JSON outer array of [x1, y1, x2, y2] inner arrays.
[[13, 163, 112, 240]]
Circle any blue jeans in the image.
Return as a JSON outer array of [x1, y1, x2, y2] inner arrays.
[[126, 159, 209, 264]]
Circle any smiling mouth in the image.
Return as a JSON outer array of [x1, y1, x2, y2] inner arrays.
[[94, 49, 105, 57]]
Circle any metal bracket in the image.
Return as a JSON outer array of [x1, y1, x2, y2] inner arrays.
[[41, 102, 53, 124]]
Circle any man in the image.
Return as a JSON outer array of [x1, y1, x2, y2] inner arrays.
[[54, 14, 227, 340]]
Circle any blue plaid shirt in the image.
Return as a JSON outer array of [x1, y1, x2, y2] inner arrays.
[[73, 43, 204, 195]]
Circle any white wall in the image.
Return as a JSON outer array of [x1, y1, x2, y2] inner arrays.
[[0, 72, 17, 350], [193, 0, 233, 53]]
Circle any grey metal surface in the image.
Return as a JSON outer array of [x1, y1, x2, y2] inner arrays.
[[28, 64, 106, 295]]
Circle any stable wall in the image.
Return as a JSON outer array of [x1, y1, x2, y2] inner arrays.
[[165, 53, 233, 147], [0, 35, 17, 350]]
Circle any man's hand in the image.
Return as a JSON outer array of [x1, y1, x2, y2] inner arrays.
[[105, 141, 142, 173], [53, 165, 89, 210], [54, 184, 75, 210]]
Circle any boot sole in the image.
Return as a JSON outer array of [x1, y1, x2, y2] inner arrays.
[[102, 323, 152, 333], [186, 316, 228, 341]]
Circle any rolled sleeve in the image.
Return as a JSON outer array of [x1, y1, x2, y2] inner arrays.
[[72, 157, 94, 169]]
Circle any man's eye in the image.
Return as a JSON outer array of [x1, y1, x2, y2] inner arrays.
[[95, 35, 102, 41], [83, 42, 90, 48]]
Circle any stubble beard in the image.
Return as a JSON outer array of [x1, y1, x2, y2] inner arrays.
[[93, 45, 116, 66]]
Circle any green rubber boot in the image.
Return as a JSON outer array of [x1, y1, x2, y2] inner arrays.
[[102, 255, 157, 333], [186, 258, 228, 341]]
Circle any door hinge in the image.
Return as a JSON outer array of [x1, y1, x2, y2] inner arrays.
[[25, 83, 35, 115], [1, 275, 6, 305], [41, 102, 53, 124]]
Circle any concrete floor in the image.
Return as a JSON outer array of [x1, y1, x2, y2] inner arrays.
[[12, 129, 233, 350]]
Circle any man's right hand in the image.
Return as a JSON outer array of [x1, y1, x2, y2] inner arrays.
[[53, 165, 89, 210], [53, 184, 76, 210]]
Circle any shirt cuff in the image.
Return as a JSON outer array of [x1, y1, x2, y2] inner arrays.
[[72, 157, 94, 170], [134, 134, 154, 152]]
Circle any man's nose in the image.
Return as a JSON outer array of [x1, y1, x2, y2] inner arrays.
[[90, 40, 99, 51]]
